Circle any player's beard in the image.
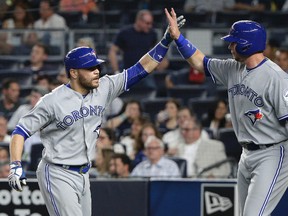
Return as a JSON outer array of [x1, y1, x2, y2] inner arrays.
[[78, 76, 99, 90]]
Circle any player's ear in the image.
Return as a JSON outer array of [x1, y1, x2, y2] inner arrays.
[[70, 69, 78, 79]]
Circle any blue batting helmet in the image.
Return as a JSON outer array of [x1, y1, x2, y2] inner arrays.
[[221, 20, 266, 56], [64, 46, 105, 77]]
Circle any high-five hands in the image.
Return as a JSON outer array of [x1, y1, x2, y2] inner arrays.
[[163, 9, 186, 44], [165, 8, 181, 40]]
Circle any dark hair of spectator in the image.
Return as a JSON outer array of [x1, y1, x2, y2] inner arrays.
[[34, 42, 50, 55], [9, 1, 34, 27], [1, 78, 18, 90], [101, 127, 116, 143], [135, 122, 162, 153], [112, 153, 132, 173]]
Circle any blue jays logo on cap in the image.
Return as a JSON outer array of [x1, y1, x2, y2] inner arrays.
[[244, 108, 263, 125]]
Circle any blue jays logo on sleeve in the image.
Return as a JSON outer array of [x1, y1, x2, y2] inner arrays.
[[244, 108, 263, 125]]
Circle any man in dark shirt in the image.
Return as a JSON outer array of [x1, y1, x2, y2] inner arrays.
[[0, 79, 21, 120], [108, 10, 169, 93], [23, 43, 57, 84], [109, 9, 158, 73]]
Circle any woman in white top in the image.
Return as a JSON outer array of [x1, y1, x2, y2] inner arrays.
[[0, 2, 34, 54]]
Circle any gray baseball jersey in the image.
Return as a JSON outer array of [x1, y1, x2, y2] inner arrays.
[[17, 72, 127, 216], [18, 73, 126, 165], [206, 58, 288, 144], [205, 57, 288, 215]]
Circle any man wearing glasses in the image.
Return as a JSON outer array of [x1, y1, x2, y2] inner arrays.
[[131, 135, 181, 178]]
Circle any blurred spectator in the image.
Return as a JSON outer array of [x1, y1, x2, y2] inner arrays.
[[109, 153, 131, 178], [103, 97, 124, 123], [120, 116, 150, 159], [275, 48, 288, 73], [106, 99, 143, 138], [177, 119, 230, 178], [0, 116, 11, 142], [8, 85, 49, 131], [0, 1, 34, 55], [263, 38, 281, 62], [132, 122, 162, 168], [273, 0, 286, 10], [57, 67, 70, 84], [60, 0, 99, 21], [0, 147, 10, 178], [49, 79, 63, 90], [97, 128, 126, 153], [202, 99, 230, 138], [108, 9, 156, 73], [156, 98, 181, 134], [131, 136, 181, 178], [36, 74, 52, 91], [0, 78, 21, 120], [93, 147, 115, 177], [163, 107, 209, 156], [184, 0, 235, 12], [282, 0, 288, 10], [33, 0, 67, 46], [22, 43, 56, 84], [165, 67, 205, 89], [0, 1, 10, 23], [108, 9, 169, 94], [233, 0, 271, 11], [76, 36, 96, 50]]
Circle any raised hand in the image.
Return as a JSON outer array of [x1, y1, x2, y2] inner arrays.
[[163, 13, 186, 43], [165, 8, 181, 40]]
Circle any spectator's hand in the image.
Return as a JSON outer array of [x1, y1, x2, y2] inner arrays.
[[8, 161, 27, 191], [164, 14, 185, 43], [165, 8, 181, 40], [157, 110, 169, 123]]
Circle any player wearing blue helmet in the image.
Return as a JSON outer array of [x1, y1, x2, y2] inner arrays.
[[8, 12, 185, 216], [166, 8, 288, 216]]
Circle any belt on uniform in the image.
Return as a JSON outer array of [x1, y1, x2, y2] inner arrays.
[[240, 142, 274, 151], [54, 163, 91, 174]]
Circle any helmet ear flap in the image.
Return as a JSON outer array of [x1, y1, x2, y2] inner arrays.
[[236, 43, 252, 55]]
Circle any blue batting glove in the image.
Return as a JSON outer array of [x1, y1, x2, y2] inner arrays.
[[8, 161, 27, 192]]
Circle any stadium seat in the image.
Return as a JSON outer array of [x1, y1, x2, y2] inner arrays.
[[188, 97, 218, 120], [58, 11, 83, 28], [215, 11, 251, 27], [87, 10, 124, 28], [153, 71, 169, 97], [167, 85, 207, 106], [217, 128, 242, 163], [167, 156, 187, 178], [0, 69, 31, 86]]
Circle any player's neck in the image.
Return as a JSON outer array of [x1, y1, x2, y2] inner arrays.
[[70, 82, 89, 95], [245, 53, 266, 69]]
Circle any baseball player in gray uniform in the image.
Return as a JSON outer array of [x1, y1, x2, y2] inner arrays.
[[8, 14, 185, 216], [166, 8, 288, 216]]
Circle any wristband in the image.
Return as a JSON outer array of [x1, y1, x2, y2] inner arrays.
[[148, 40, 169, 63], [10, 161, 22, 165], [175, 34, 197, 59]]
